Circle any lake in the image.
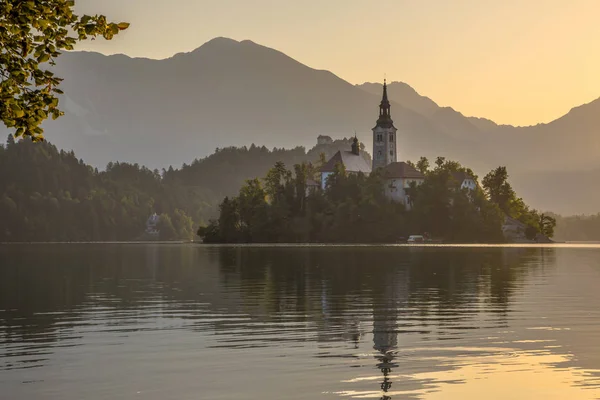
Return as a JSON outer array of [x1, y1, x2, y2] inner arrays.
[[1, 244, 600, 399]]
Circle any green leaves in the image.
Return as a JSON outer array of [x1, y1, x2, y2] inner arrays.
[[37, 53, 51, 63], [0, 1, 129, 141], [10, 104, 25, 118]]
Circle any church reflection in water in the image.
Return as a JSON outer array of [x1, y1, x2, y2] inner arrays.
[[377, 352, 398, 400], [371, 265, 405, 399], [0, 244, 570, 399]]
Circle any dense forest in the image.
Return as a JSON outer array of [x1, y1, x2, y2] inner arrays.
[[0, 136, 199, 241], [5, 134, 597, 244], [0, 135, 361, 242], [200, 157, 556, 244]]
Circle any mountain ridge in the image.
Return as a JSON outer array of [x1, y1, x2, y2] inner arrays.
[[4, 36, 600, 214]]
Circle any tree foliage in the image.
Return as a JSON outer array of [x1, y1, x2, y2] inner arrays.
[[482, 167, 515, 214], [0, 0, 129, 140], [0, 136, 206, 241], [538, 213, 557, 238], [408, 157, 504, 242], [157, 214, 177, 241], [416, 156, 430, 174], [482, 166, 556, 239]]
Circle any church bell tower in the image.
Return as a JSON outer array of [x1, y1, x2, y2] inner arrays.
[[372, 80, 397, 171]]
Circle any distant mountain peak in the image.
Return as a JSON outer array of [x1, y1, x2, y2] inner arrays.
[[183, 37, 294, 63], [189, 37, 240, 53], [203, 36, 240, 46], [240, 39, 259, 46], [189, 37, 270, 53]]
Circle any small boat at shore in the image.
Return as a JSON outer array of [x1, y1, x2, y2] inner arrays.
[[407, 235, 425, 243]]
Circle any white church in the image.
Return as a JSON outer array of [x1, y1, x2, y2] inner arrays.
[[320, 80, 426, 207], [319, 81, 477, 207]]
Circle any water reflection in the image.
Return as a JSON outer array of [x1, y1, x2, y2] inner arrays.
[[1, 245, 600, 399]]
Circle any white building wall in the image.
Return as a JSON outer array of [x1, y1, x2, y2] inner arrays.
[[321, 172, 333, 190], [385, 178, 406, 202], [461, 179, 476, 190], [384, 178, 424, 210]]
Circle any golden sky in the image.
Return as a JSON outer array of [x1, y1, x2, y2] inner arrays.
[[75, 0, 600, 126]]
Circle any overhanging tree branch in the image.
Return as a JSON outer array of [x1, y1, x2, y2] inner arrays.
[[0, 0, 129, 141]]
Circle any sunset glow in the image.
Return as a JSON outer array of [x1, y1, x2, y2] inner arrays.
[[74, 0, 600, 126]]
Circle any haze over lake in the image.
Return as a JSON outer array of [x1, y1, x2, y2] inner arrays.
[[2, 244, 600, 399]]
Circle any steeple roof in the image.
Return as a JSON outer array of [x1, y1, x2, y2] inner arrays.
[[351, 134, 360, 155], [381, 79, 390, 105], [374, 79, 395, 129]]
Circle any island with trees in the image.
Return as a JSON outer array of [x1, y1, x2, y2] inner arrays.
[[198, 156, 556, 244]]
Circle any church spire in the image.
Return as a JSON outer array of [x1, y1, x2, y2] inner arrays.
[[376, 79, 394, 129], [382, 79, 389, 104], [351, 132, 360, 155]]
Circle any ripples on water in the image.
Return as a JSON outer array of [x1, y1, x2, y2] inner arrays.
[[1, 244, 600, 399]]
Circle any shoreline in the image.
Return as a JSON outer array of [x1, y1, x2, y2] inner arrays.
[[4, 241, 600, 248]]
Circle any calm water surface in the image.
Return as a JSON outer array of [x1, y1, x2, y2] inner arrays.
[[1, 244, 600, 399]]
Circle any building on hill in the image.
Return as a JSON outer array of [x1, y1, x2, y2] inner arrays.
[[146, 213, 160, 236], [317, 135, 333, 145], [383, 162, 425, 209], [450, 171, 477, 191], [320, 137, 371, 189], [371, 80, 426, 207], [319, 80, 426, 207]]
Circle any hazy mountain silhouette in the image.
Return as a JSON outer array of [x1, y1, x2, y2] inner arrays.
[[359, 81, 600, 171], [34, 38, 483, 170], [3, 37, 600, 214], [358, 81, 498, 139]]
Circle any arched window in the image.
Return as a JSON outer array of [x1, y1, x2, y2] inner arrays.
[[389, 150, 394, 157], [377, 150, 382, 159]]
